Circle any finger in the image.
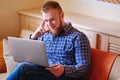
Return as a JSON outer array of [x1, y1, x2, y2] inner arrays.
[[46, 65, 58, 70], [51, 64, 59, 67], [40, 20, 45, 29], [46, 67, 54, 71], [42, 28, 45, 32]]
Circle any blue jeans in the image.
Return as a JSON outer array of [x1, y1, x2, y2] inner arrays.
[[6, 62, 58, 80], [6, 62, 81, 80]]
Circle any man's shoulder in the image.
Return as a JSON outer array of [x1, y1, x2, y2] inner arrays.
[[65, 22, 84, 34], [69, 26, 85, 36]]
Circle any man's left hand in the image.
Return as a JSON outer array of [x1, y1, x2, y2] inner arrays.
[[46, 64, 64, 77]]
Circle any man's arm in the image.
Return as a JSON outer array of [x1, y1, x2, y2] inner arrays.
[[63, 33, 91, 78], [30, 20, 49, 40]]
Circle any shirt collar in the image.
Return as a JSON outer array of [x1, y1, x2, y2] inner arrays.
[[63, 22, 72, 31]]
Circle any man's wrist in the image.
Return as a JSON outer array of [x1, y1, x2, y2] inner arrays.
[[29, 34, 37, 40]]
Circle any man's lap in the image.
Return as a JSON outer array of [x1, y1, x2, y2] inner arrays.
[[6, 62, 58, 80], [6, 62, 81, 80]]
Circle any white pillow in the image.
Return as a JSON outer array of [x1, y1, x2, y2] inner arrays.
[[19, 29, 34, 38], [3, 39, 18, 75], [109, 56, 120, 80]]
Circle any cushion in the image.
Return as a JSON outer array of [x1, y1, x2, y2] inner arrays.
[[3, 39, 18, 75], [0, 72, 7, 80], [109, 56, 120, 80], [19, 29, 34, 38], [0, 41, 6, 73], [87, 48, 118, 80]]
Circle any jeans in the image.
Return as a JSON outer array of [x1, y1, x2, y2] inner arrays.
[[6, 62, 59, 80], [6, 62, 81, 80]]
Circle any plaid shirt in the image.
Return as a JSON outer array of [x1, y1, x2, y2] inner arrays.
[[37, 22, 91, 79]]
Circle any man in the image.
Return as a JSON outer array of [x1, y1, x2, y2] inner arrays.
[[6, 1, 91, 80]]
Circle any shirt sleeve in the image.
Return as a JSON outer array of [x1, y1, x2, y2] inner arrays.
[[63, 32, 91, 78]]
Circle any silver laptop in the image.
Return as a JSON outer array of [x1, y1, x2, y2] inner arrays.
[[8, 37, 49, 67]]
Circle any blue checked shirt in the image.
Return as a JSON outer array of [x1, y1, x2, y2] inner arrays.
[[37, 22, 91, 79]]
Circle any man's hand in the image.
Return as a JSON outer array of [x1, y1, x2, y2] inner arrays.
[[46, 64, 64, 77], [31, 20, 49, 40]]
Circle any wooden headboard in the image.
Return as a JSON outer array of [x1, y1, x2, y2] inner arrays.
[[18, 8, 42, 32]]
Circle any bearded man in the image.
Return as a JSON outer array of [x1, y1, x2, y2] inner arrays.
[[6, 1, 91, 80]]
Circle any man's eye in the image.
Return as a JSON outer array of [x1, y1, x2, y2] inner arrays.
[[51, 19, 55, 21]]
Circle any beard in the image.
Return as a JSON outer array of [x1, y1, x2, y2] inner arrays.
[[49, 24, 63, 36], [49, 17, 64, 36]]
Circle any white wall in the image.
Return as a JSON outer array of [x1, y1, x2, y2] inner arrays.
[[57, 0, 120, 22], [0, 0, 44, 41]]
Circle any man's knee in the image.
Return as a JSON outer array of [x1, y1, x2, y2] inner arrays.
[[17, 62, 30, 68], [17, 62, 43, 72], [16, 62, 33, 72]]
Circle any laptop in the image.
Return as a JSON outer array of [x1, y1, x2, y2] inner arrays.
[[8, 37, 49, 67]]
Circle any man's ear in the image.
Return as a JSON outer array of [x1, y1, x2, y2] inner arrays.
[[60, 11, 64, 18]]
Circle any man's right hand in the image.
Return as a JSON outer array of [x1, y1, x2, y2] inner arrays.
[[31, 20, 49, 40]]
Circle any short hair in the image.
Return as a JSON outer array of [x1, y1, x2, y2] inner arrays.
[[41, 1, 63, 13]]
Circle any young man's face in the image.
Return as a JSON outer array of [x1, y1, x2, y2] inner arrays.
[[42, 9, 63, 36]]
